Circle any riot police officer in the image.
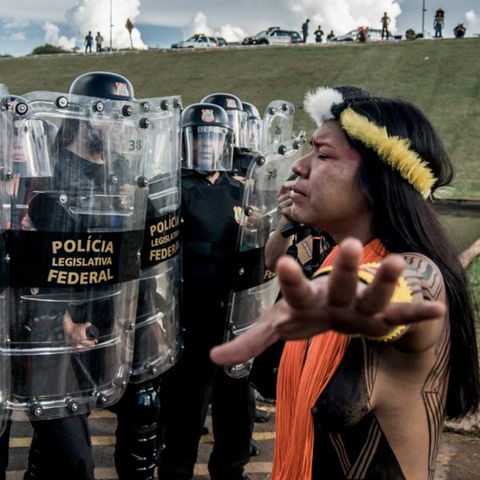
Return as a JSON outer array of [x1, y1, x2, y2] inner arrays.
[[1, 71, 146, 480], [110, 92, 182, 480], [201, 93, 263, 182], [157, 103, 254, 480]]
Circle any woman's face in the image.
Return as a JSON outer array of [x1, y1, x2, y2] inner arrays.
[[290, 120, 373, 241]]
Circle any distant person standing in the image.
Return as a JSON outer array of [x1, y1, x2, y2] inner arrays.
[[84, 31, 93, 53], [381, 11, 391, 39], [314, 25, 324, 43], [434, 9, 445, 38], [302, 18, 310, 43], [95, 32, 104, 52], [326, 30, 335, 41]]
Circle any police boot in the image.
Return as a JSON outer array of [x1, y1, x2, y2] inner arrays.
[[114, 383, 161, 480]]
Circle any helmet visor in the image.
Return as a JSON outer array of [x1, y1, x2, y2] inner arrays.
[[246, 118, 262, 151], [182, 125, 233, 172], [226, 110, 248, 148]]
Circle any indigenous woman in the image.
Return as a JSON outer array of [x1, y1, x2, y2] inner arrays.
[[211, 89, 479, 479]]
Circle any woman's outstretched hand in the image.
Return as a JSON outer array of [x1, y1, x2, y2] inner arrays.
[[210, 238, 446, 365]]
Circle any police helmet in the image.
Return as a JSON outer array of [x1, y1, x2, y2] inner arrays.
[[69, 71, 135, 101], [200, 93, 247, 148], [242, 101, 262, 151], [181, 103, 234, 173], [58, 72, 134, 157]]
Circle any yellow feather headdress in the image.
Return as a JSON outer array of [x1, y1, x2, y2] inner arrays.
[[339, 108, 437, 199]]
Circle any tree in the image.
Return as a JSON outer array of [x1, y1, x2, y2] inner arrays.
[[125, 18, 134, 49], [31, 44, 69, 55]]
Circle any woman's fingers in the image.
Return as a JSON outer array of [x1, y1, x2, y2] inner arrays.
[[276, 256, 317, 309], [327, 238, 362, 308], [384, 301, 446, 326]]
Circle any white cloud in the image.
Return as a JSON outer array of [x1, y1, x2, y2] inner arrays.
[[66, 0, 147, 50], [43, 21, 76, 51], [465, 9, 476, 24], [184, 11, 213, 37], [216, 24, 247, 42], [465, 9, 480, 35], [182, 11, 246, 42]]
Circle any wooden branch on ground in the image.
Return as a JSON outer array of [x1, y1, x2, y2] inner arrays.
[[460, 239, 480, 268]]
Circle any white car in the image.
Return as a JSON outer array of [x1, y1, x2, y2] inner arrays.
[[329, 28, 384, 42], [171, 34, 218, 49], [242, 27, 297, 46]]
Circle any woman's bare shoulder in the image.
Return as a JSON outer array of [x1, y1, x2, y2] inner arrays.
[[401, 252, 446, 303]]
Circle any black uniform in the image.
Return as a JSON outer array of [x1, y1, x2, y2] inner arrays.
[[158, 171, 254, 480]]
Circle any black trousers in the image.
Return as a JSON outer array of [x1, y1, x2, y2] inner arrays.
[[157, 336, 254, 480], [110, 380, 162, 480], [0, 415, 94, 480]]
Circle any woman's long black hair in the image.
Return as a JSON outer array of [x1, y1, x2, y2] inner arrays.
[[336, 97, 479, 419]]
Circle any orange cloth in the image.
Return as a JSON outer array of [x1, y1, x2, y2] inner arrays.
[[272, 239, 388, 480]]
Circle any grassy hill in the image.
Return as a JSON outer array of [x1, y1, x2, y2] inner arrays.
[[1, 38, 480, 198]]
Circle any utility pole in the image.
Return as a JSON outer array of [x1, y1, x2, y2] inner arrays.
[[422, 0, 427, 37], [109, 0, 113, 51]]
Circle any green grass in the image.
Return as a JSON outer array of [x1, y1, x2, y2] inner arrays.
[[468, 256, 480, 315], [1, 38, 480, 197], [467, 257, 480, 379]]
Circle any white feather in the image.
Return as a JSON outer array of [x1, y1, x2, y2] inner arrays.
[[303, 87, 344, 126], [432, 186, 455, 200]]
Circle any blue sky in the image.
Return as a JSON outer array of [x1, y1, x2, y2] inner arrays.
[[0, 0, 478, 57]]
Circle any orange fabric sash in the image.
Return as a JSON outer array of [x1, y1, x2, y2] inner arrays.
[[271, 239, 388, 480]]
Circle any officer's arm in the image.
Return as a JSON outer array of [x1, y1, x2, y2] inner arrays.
[[264, 180, 295, 270], [265, 215, 293, 270]]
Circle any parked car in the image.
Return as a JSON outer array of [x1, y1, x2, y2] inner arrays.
[[242, 27, 301, 46], [215, 37, 228, 47], [288, 30, 303, 44], [329, 28, 384, 43], [171, 34, 218, 49]]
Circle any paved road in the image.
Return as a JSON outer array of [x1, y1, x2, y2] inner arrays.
[[5, 402, 480, 479]]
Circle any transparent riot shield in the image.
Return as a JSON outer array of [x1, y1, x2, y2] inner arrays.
[[0, 205, 7, 436], [261, 100, 295, 155], [131, 96, 182, 384], [3, 91, 149, 420], [0, 103, 12, 435], [224, 134, 305, 378]]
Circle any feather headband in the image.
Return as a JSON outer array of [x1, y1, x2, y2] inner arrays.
[[303, 87, 438, 198], [339, 108, 436, 198]]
